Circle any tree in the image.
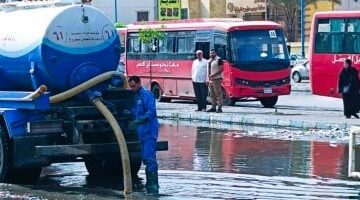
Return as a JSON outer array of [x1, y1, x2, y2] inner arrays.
[[114, 22, 126, 28], [268, 0, 341, 42], [138, 26, 164, 85], [138, 27, 164, 51]]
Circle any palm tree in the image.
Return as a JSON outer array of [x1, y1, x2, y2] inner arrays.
[[268, 0, 341, 42]]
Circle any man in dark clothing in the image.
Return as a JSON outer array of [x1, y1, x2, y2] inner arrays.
[[338, 59, 360, 118]]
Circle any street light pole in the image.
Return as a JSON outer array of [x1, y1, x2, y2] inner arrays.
[[300, 0, 305, 57], [114, 0, 118, 22]]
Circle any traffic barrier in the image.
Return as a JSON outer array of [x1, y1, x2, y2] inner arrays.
[[348, 126, 360, 179]]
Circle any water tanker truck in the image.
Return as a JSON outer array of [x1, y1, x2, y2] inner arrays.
[[0, 3, 168, 186]]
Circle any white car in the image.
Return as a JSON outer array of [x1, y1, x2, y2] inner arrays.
[[291, 60, 309, 83], [290, 54, 307, 68]]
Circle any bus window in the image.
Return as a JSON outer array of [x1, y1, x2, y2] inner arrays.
[[228, 29, 289, 71], [271, 43, 285, 59], [177, 38, 186, 53], [195, 42, 210, 59], [119, 33, 125, 53], [177, 37, 194, 53], [186, 37, 195, 53], [331, 34, 344, 53], [315, 18, 345, 53], [330, 19, 345, 53], [215, 45, 226, 60], [346, 18, 360, 53], [315, 33, 331, 53], [214, 35, 227, 60], [159, 37, 175, 53], [141, 39, 157, 53], [330, 19, 345, 32], [128, 37, 140, 53]]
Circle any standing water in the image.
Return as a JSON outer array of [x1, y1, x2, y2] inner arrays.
[[0, 120, 359, 199]]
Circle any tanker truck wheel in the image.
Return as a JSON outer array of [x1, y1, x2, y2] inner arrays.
[[85, 156, 141, 178], [11, 168, 42, 184], [0, 124, 41, 184], [0, 124, 12, 183]]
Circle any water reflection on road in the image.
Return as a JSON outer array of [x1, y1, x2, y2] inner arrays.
[[2, 121, 360, 199], [159, 123, 352, 179]]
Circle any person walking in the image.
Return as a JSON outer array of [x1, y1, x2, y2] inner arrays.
[[206, 49, 224, 113], [127, 76, 159, 192], [338, 59, 360, 119], [192, 50, 208, 111]]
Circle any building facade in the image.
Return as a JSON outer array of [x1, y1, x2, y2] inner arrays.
[[182, 0, 266, 19], [91, 0, 157, 24], [180, 0, 359, 42], [336, 0, 360, 10]]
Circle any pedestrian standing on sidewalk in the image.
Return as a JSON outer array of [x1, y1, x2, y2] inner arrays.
[[206, 48, 224, 113], [127, 76, 160, 192], [338, 58, 360, 119], [192, 50, 208, 111]]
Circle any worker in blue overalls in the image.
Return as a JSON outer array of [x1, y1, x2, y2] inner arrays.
[[128, 75, 159, 191]]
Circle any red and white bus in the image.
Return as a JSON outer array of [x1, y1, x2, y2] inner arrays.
[[309, 11, 360, 97], [119, 18, 291, 107]]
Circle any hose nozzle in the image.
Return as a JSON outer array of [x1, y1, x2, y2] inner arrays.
[[23, 85, 47, 100]]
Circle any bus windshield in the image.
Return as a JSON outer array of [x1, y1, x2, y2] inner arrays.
[[228, 29, 289, 71], [315, 18, 360, 54]]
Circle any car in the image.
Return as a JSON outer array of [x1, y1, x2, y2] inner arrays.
[[290, 54, 306, 68], [291, 60, 309, 83]]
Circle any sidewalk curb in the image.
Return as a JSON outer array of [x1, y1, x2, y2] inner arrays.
[[291, 89, 311, 93], [157, 110, 349, 130]]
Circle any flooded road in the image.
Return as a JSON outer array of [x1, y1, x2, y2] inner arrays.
[[2, 120, 360, 199]]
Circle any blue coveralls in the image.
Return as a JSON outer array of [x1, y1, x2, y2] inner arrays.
[[130, 87, 159, 173]]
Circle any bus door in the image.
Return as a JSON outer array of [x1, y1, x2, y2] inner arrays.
[[195, 31, 211, 59]]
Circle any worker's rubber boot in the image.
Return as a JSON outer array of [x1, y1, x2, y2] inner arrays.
[[132, 174, 144, 190], [145, 170, 159, 194]]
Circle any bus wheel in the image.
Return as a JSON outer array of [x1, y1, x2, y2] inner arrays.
[[222, 88, 235, 106], [0, 124, 12, 183], [260, 96, 278, 108], [151, 84, 162, 102], [292, 72, 302, 83]]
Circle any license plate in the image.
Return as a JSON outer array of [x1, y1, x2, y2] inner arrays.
[[264, 87, 272, 94]]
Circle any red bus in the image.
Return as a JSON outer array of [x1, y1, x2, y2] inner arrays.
[[309, 11, 360, 97], [120, 18, 291, 107]]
